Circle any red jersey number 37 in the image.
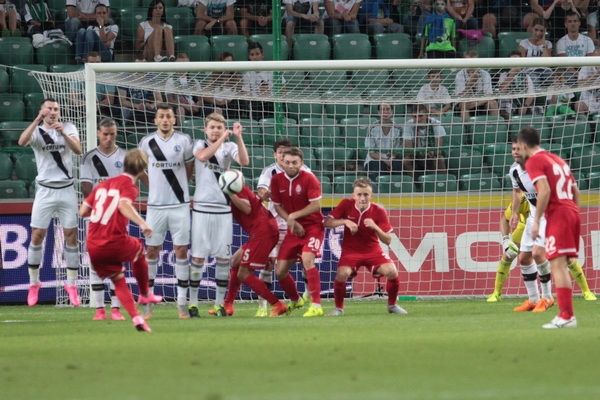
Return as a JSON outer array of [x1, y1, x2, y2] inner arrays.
[[90, 188, 120, 225]]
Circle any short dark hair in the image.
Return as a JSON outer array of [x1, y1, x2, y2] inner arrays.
[[40, 98, 58, 107], [248, 41, 263, 53], [273, 138, 293, 152], [517, 126, 540, 147], [155, 103, 174, 115], [282, 146, 304, 161]]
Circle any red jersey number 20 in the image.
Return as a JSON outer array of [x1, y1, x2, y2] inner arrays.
[[90, 188, 120, 225]]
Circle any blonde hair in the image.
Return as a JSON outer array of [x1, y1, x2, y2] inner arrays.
[[354, 177, 372, 189], [124, 149, 148, 176], [205, 112, 226, 126]]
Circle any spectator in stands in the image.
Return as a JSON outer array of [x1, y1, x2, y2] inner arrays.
[[136, 0, 176, 62], [446, 0, 477, 30], [534, 0, 583, 42], [361, 0, 403, 35], [0, 0, 20, 37], [519, 17, 553, 57], [418, 0, 457, 58], [556, 10, 595, 56], [194, 0, 238, 36], [417, 69, 453, 116], [575, 49, 600, 115], [324, 0, 362, 36], [205, 52, 243, 120], [165, 52, 222, 124], [118, 56, 164, 124], [402, 104, 447, 180], [75, 3, 117, 64], [497, 51, 537, 120], [402, 0, 432, 37], [239, 0, 273, 38], [454, 49, 499, 121], [364, 103, 405, 181], [545, 67, 577, 116], [70, 52, 117, 117], [586, 0, 600, 46], [242, 42, 284, 121], [283, 0, 324, 48], [479, 0, 528, 38], [24, 0, 57, 36], [66, 0, 110, 44]]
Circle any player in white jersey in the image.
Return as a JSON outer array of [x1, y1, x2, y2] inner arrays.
[[255, 138, 311, 317], [18, 98, 83, 307], [80, 118, 127, 321], [508, 138, 596, 312], [191, 113, 249, 317], [138, 104, 194, 319]]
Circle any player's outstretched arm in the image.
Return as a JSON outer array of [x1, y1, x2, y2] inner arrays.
[[229, 193, 251, 215]]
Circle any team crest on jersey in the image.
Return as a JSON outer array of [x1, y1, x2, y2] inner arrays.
[[174, 145, 182, 153], [295, 184, 302, 195], [115, 161, 123, 168]]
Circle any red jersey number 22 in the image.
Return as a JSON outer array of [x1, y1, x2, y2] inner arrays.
[[553, 163, 574, 200]]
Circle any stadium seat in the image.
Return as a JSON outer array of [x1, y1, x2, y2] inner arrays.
[[457, 35, 496, 58], [314, 147, 356, 173], [126, 133, 148, 150], [588, 171, 600, 189], [376, 174, 415, 194], [0, 180, 28, 199], [181, 117, 206, 140], [569, 144, 600, 176], [298, 146, 318, 171], [0, 153, 13, 180], [443, 123, 466, 147], [468, 116, 509, 145], [243, 146, 273, 180], [14, 154, 38, 184], [332, 33, 371, 60], [286, 101, 323, 121], [35, 42, 72, 67], [418, 174, 459, 192], [548, 121, 592, 146], [0, 121, 29, 148], [10, 65, 47, 94], [333, 174, 369, 193], [498, 31, 529, 58], [392, 68, 428, 95], [340, 117, 376, 148], [292, 34, 330, 60], [249, 34, 289, 61], [447, 146, 484, 178], [140, 0, 179, 6], [351, 70, 391, 93], [0, 38, 34, 65], [49, 64, 81, 73], [261, 125, 300, 147], [571, 171, 588, 190], [308, 70, 349, 91], [210, 36, 248, 62], [166, 7, 195, 37], [0, 95, 25, 122], [323, 91, 363, 122], [298, 117, 339, 147], [283, 71, 310, 92], [232, 118, 262, 145], [459, 173, 502, 191], [508, 115, 549, 138], [174, 35, 211, 62], [24, 93, 45, 120], [373, 33, 412, 59], [0, 67, 8, 93], [483, 143, 513, 177], [119, 8, 147, 45]]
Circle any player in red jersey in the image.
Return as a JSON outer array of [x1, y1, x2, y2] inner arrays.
[[324, 178, 407, 316], [270, 147, 325, 317], [79, 149, 163, 332], [517, 127, 581, 329], [220, 184, 288, 317]]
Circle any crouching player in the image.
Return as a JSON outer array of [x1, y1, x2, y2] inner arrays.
[[220, 183, 288, 317], [324, 178, 407, 316], [79, 149, 163, 332]]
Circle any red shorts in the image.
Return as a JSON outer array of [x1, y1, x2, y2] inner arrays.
[[240, 228, 279, 269], [544, 208, 580, 260], [338, 250, 394, 279], [278, 224, 325, 261], [87, 236, 144, 278]]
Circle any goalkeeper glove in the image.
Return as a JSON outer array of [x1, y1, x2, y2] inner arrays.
[[502, 235, 519, 259]]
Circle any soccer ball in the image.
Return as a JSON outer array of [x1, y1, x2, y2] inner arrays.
[[218, 169, 245, 195]]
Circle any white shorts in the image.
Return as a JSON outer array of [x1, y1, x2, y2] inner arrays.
[[145, 205, 191, 247], [268, 229, 287, 258], [191, 211, 232, 259], [31, 184, 78, 229], [520, 215, 546, 253]]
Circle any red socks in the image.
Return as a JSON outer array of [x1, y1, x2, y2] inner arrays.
[[131, 255, 149, 297], [556, 287, 574, 319], [334, 280, 346, 309], [112, 277, 138, 319], [278, 273, 300, 301], [386, 277, 400, 306], [225, 267, 242, 304], [306, 268, 321, 305], [243, 274, 279, 305]]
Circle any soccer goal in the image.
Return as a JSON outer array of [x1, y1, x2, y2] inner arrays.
[[30, 56, 600, 305]]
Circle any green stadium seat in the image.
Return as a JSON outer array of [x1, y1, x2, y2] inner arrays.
[[459, 173, 502, 191], [457, 35, 496, 58], [249, 34, 289, 61], [332, 33, 371, 60], [571, 171, 588, 190], [498, 31, 529, 58], [373, 33, 412, 59], [242, 146, 273, 180], [569, 144, 600, 176], [166, 7, 195, 37], [24, 93, 45, 120], [119, 8, 147, 44], [351, 70, 391, 93], [174, 35, 211, 62], [210, 35, 249, 62], [10, 65, 47, 94], [0, 153, 13, 180], [443, 123, 466, 146], [588, 171, 600, 189], [418, 174, 459, 192], [314, 147, 356, 173], [35, 42, 72, 67], [339, 117, 376, 148], [260, 118, 300, 147], [49, 64, 82, 73], [299, 146, 318, 171], [447, 146, 484, 178], [376, 174, 415, 193], [323, 92, 364, 122], [232, 118, 262, 145], [141, 0, 179, 6], [0, 38, 34, 65], [392, 68, 428, 95], [508, 115, 548, 139], [14, 154, 38, 184], [0, 67, 8, 93], [0, 95, 25, 122], [292, 34, 330, 60], [0, 121, 29, 148], [0, 180, 28, 199], [483, 146, 514, 177], [333, 174, 369, 193], [308, 70, 349, 91], [548, 121, 592, 146], [181, 118, 206, 140], [286, 101, 323, 121], [468, 116, 509, 145], [283, 71, 310, 92], [46, 0, 66, 9], [298, 117, 339, 147], [126, 133, 148, 150]]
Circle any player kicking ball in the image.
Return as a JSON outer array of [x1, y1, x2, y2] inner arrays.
[[80, 150, 163, 332], [324, 178, 407, 316], [219, 182, 288, 317]]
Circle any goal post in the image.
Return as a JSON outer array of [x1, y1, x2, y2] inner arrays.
[[28, 55, 600, 305]]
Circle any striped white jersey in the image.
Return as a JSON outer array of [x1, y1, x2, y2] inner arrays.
[[192, 139, 239, 213], [80, 147, 126, 187], [29, 122, 79, 188], [509, 161, 537, 215], [257, 162, 312, 230], [139, 131, 194, 208]]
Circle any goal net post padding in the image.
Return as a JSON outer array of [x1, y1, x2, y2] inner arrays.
[[28, 57, 600, 305]]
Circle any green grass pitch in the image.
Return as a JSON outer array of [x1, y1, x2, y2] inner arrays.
[[1, 298, 599, 400]]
